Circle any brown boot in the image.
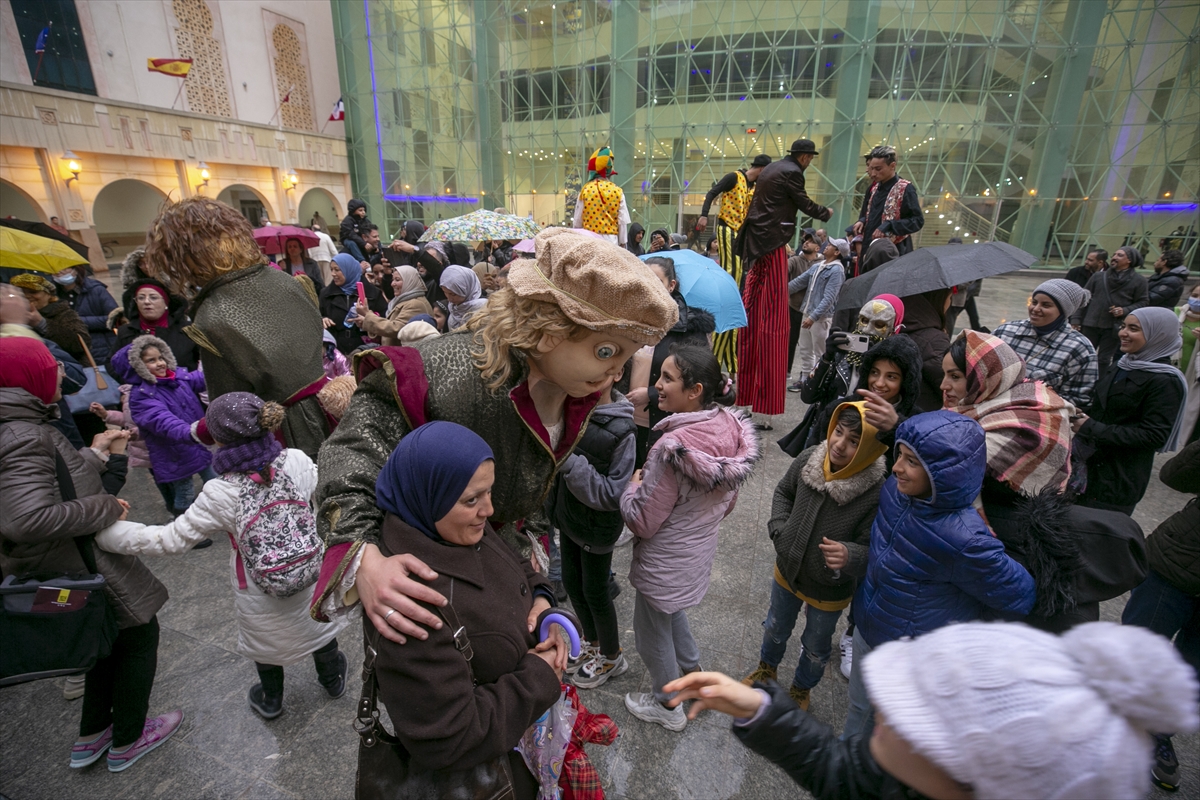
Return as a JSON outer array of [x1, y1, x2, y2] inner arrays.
[[788, 686, 811, 711], [741, 661, 777, 687]]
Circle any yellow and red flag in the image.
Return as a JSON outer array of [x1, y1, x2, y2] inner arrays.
[[147, 58, 193, 77]]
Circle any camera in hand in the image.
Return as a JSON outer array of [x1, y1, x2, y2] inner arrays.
[[837, 333, 872, 353]]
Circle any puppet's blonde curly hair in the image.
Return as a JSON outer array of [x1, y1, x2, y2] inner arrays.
[[467, 287, 591, 390], [142, 197, 264, 296]]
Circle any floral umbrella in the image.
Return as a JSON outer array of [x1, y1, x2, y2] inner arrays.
[[418, 210, 542, 243]]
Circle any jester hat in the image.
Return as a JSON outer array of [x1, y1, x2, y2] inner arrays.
[[587, 147, 617, 180]]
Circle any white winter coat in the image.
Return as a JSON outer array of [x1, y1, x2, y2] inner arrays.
[[97, 448, 346, 666]]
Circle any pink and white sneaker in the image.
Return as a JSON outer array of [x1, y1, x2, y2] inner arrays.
[[106, 710, 184, 773], [70, 725, 112, 768]]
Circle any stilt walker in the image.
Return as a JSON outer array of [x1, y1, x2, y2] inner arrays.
[[696, 154, 772, 375], [733, 140, 832, 426]]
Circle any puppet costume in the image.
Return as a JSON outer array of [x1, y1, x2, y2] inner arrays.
[[572, 147, 630, 246]]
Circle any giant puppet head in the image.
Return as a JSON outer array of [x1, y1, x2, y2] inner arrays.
[[467, 227, 677, 396], [142, 197, 265, 297]]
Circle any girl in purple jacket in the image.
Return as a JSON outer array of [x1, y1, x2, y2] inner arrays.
[[111, 335, 215, 525], [620, 344, 759, 732]]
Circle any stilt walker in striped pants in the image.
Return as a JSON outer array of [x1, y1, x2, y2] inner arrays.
[[695, 154, 773, 375], [732, 139, 832, 424]]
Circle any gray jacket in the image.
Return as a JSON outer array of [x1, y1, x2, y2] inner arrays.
[[0, 387, 168, 628], [790, 260, 844, 321], [1072, 268, 1149, 328]]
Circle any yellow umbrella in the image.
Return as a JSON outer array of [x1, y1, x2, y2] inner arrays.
[[0, 227, 88, 274]]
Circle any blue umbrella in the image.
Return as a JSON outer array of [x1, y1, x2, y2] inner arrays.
[[640, 250, 747, 333]]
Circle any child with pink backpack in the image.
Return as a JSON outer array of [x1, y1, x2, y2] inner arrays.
[[96, 392, 348, 720]]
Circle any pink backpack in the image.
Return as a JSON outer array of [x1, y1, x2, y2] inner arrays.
[[224, 462, 322, 599]]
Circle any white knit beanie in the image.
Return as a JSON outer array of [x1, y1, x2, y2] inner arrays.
[[861, 621, 1199, 800], [1033, 278, 1090, 318]]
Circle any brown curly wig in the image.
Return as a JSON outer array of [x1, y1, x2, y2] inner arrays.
[[142, 197, 265, 296]]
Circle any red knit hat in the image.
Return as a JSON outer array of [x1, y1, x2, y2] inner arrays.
[[0, 337, 59, 405]]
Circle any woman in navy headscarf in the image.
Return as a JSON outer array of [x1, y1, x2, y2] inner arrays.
[[319, 252, 386, 355], [366, 422, 570, 797]]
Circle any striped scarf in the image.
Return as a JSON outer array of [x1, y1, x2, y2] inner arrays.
[[954, 331, 1072, 495]]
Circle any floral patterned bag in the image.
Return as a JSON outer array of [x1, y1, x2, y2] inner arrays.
[[225, 463, 322, 598]]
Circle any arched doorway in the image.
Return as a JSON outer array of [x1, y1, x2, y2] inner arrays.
[[297, 187, 339, 232], [216, 184, 275, 227], [92, 179, 169, 261], [0, 179, 48, 222]]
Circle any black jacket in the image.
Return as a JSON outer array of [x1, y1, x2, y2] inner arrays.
[[1145, 440, 1200, 595], [339, 205, 370, 256], [280, 256, 325, 292], [734, 683, 917, 800], [735, 156, 831, 265], [897, 290, 951, 413], [544, 406, 636, 550], [1064, 265, 1096, 289], [1146, 265, 1189, 309], [1079, 361, 1187, 513], [857, 175, 925, 256], [61, 276, 119, 364], [318, 281, 387, 355]]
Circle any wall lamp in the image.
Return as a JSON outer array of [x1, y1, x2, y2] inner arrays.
[[62, 150, 81, 184], [284, 169, 299, 191], [196, 161, 211, 192]]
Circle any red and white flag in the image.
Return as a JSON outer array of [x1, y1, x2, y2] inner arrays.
[[281, 89, 291, 104], [329, 98, 345, 121]]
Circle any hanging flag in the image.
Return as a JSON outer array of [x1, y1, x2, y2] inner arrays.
[[147, 58, 193, 77], [329, 98, 345, 121], [34, 26, 50, 55], [281, 89, 291, 104]]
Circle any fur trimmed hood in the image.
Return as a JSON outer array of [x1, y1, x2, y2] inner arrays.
[[655, 407, 759, 491], [800, 441, 888, 505], [116, 334, 177, 384]]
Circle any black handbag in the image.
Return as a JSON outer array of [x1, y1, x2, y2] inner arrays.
[[0, 451, 119, 687], [354, 603, 515, 800]]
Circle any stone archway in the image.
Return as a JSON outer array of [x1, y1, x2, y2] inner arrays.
[[297, 187, 339, 232], [215, 184, 275, 227], [92, 179, 170, 261], [0, 179, 48, 222]]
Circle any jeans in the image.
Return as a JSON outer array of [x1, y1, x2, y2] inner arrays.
[[160, 466, 218, 513], [841, 627, 876, 740], [1122, 569, 1200, 681], [758, 579, 844, 690], [255, 638, 341, 699], [80, 617, 160, 748], [560, 534, 620, 656], [633, 592, 701, 703]]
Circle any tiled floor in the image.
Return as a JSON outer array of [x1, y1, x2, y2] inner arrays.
[[2, 272, 1195, 799]]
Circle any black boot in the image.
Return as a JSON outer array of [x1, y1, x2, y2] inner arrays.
[[313, 644, 347, 699], [248, 683, 283, 719]]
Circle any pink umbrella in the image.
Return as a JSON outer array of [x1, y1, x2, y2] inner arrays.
[[514, 228, 604, 255], [253, 225, 319, 256]]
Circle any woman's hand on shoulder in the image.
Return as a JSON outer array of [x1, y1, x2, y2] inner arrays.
[[357, 543, 448, 645]]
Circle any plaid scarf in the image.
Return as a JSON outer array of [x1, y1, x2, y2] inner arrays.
[[954, 331, 1072, 495], [560, 684, 618, 800]]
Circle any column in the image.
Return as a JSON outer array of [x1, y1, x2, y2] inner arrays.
[[473, 0, 505, 210], [1008, 0, 1104, 258], [609, 0, 638, 198], [823, 0, 882, 232], [331, 0, 379, 212]]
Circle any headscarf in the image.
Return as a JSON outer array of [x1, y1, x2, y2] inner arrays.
[[953, 331, 1072, 494], [1115, 307, 1188, 452], [587, 146, 616, 180], [0, 337, 58, 405], [375, 421, 495, 542], [823, 401, 888, 482], [627, 223, 645, 256], [402, 220, 425, 244], [206, 392, 284, 475], [392, 265, 425, 302], [440, 265, 486, 329], [332, 253, 362, 297], [10, 273, 56, 295], [859, 238, 899, 273]]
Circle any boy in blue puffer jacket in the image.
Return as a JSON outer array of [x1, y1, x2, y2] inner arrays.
[[842, 410, 1035, 739]]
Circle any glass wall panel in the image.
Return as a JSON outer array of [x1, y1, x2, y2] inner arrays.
[[334, 0, 1199, 266]]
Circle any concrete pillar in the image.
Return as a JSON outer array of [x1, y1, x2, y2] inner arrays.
[[823, 0, 882, 232], [1009, 0, 1104, 259], [609, 0, 639, 199], [331, 0, 378, 211], [473, 0, 505, 210]]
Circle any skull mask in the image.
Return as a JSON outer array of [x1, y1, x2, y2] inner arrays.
[[855, 297, 900, 341]]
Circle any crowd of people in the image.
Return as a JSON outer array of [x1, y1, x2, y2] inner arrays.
[[0, 167, 1198, 800]]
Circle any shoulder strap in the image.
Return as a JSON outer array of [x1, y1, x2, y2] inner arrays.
[[52, 449, 101, 575]]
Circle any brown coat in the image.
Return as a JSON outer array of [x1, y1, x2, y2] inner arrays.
[[360, 294, 434, 347], [372, 514, 560, 786], [0, 387, 168, 628]]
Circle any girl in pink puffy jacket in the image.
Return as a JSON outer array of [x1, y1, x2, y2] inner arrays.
[[620, 344, 759, 733]]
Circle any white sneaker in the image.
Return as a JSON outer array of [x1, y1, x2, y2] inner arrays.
[[615, 526, 634, 546], [63, 674, 87, 701], [624, 692, 687, 732], [839, 631, 853, 679], [565, 642, 600, 676], [573, 651, 629, 689]]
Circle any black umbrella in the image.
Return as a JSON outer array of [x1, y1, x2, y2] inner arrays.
[[0, 218, 90, 259], [836, 241, 1036, 311]]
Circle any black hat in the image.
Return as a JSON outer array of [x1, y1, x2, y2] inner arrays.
[[750, 154, 773, 168], [789, 138, 819, 155]]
